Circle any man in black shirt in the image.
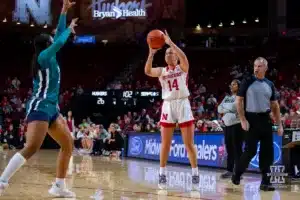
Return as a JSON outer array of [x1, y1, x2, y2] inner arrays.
[[231, 57, 283, 191]]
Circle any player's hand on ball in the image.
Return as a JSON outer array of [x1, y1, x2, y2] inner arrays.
[[69, 18, 78, 34], [277, 124, 283, 136], [63, 0, 76, 9], [241, 120, 250, 131], [149, 46, 159, 55]]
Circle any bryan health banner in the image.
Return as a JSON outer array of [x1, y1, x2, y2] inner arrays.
[[127, 132, 282, 170]]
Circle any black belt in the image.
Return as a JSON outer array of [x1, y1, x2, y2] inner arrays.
[[246, 111, 270, 116]]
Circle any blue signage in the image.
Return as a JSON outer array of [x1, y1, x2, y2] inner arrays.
[[127, 133, 282, 170], [249, 140, 282, 168], [91, 0, 149, 19], [74, 36, 96, 44]]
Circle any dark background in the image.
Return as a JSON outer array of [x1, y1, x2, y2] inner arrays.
[[185, 0, 267, 27]]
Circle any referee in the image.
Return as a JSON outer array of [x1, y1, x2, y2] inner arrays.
[[231, 57, 283, 191], [218, 79, 244, 179]]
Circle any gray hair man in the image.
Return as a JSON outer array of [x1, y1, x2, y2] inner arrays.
[[231, 57, 283, 191]]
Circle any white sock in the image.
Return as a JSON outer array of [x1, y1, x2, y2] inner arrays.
[[55, 178, 66, 188], [192, 167, 199, 176], [0, 153, 26, 183], [159, 167, 166, 175]]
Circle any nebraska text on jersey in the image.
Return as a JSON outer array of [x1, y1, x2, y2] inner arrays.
[[162, 72, 183, 80]]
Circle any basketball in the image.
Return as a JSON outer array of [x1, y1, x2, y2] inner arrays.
[[147, 30, 165, 49]]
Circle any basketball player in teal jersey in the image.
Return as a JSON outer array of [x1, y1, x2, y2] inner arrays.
[[0, 0, 78, 197]]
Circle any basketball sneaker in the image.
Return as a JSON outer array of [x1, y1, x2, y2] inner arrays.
[[48, 182, 76, 198], [220, 171, 232, 179], [192, 175, 200, 191], [0, 181, 9, 196], [158, 174, 167, 190]]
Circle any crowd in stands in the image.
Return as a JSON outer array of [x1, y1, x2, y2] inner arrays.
[[1, 36, 300, 157]]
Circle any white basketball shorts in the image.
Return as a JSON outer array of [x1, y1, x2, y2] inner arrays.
[[160, 98, 194, 128]]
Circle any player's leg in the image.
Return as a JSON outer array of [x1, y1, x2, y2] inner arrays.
[[180, 123, 197, 168], [159, 100, 176, 189], [47, 114, 75, 197], [158, 125, 175, 189], [160, 125, 175, 168], [0, 112, 49, 195], [178, 99, 199, 190], [221, 125, 234, 178], [180, 122, 199, 187]]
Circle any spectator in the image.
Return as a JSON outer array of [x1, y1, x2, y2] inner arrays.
[[132, 112, 140, 123], [11, 77, 21, 90], [65, 111, 75, 139], [145, 124, 155, 132], [139, 109, 148, 126], [17, 124, 26, 149], [210, 120, 223, 132], [133, 124, 141, 132], [206, 94, 217, 112], [199, 84, 206, 94], [77, 126, 93, 154], [3, 124, 15, 149], [92, 125, 110, 155], [104, 123, 124, 157], [196, 102, 205, 115], [87, 117, 93, 125], [80, 119, 89, 128], [76, 85, 84, 95], [280, 100, 289, 114], [117, 116, 124, 129], [195, 120, 203, 132], [122, 117, 134, 134]]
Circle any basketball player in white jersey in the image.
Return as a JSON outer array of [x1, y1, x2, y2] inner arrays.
[[145, 31, 199, 190]]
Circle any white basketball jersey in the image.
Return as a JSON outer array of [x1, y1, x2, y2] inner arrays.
[[159, 65, 190, 100]]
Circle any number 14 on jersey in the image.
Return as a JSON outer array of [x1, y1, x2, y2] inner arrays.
[[167, 79, 179, 91]]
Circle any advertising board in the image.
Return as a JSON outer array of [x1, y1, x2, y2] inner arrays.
[[127, 132, 282, 170]]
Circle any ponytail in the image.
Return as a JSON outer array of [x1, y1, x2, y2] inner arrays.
[[32, 34, 52, 78], [31, 52, 39, 78]]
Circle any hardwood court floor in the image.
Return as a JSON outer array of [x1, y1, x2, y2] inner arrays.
[[0, 150, 300, 200]]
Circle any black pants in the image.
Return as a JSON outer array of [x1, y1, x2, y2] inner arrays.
[[224, 123, 244, 172], [291, 146, 300, 176], [74, 139, 82, 149], [93, 139, 104, 153], [234, 112, 273, 184], [104, 141, 123, 151]]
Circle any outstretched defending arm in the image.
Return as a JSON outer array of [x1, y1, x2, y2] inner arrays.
[[41, 29, 72, 60], [54, 0, 76, 41], [54, 15, 67, 41], [39, 18, 78, 61]]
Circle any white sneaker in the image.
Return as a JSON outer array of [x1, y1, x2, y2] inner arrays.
[[0, 181, 9, 196], [48, 182, 76, 198], [158, 174, 167, 190], [191, 175, 200, 191], [90, 189, 104, 200]]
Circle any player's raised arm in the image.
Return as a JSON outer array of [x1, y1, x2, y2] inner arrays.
[[144, 47, 162, 77], [163, 30, 189, 73], [39, 18, 78, 61], [54, 0, 76, 41]]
